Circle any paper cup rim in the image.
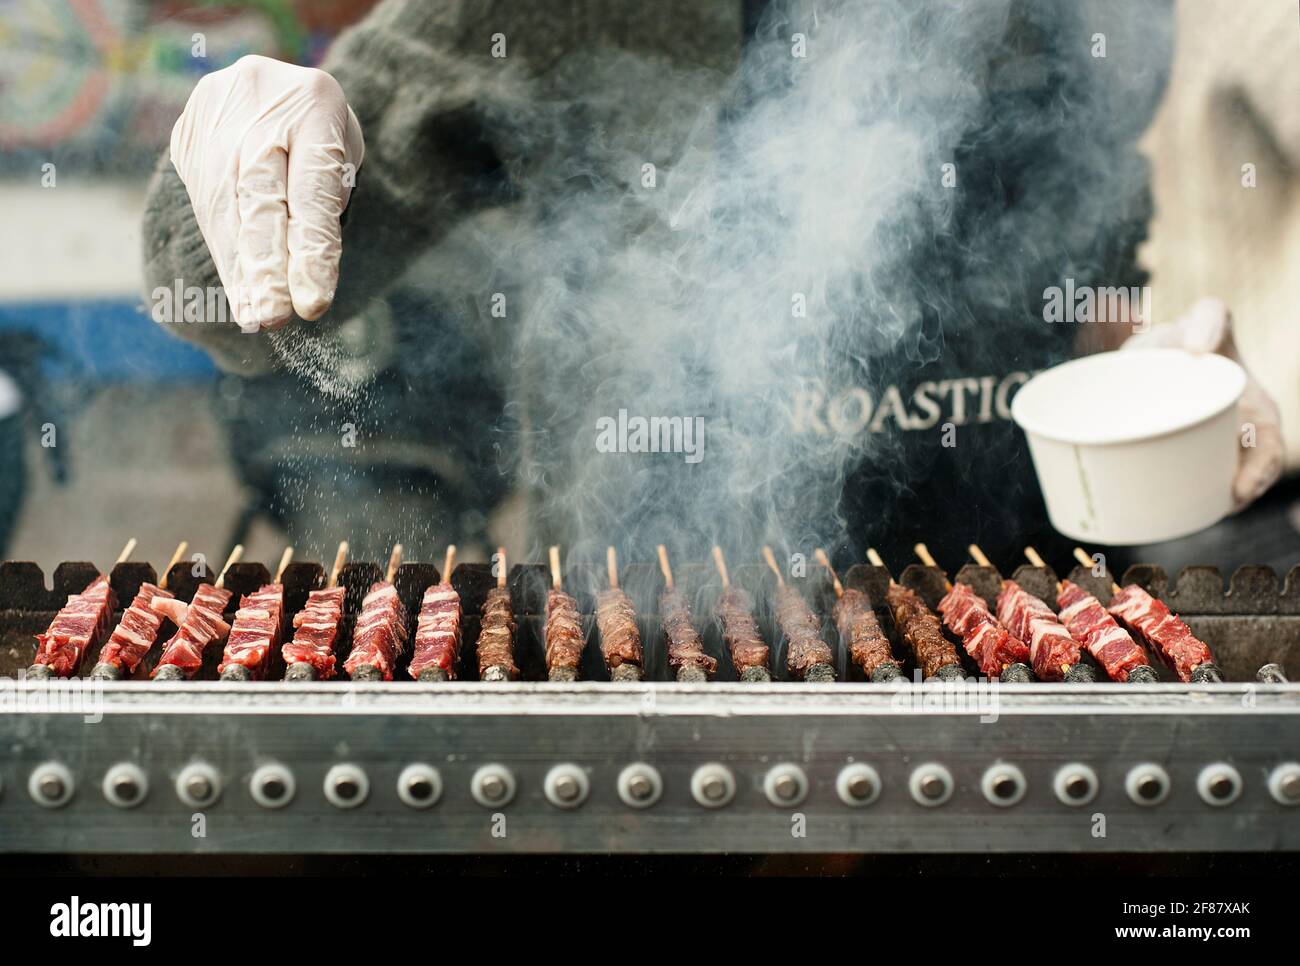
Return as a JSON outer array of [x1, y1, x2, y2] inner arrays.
[[1011, 349, 1246, 447]]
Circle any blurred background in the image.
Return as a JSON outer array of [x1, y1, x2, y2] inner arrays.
[[0, 0, 384, 571], [0, 0, 1297, 577]]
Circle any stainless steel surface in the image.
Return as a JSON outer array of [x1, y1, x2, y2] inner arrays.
[[3, 681, 1296, 853]]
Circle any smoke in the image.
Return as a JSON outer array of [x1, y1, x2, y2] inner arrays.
[[477, 0, 1000, 564], [410, 0, 1168, 568]]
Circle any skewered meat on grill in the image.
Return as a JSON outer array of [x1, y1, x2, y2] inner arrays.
[[1057, 580, 1151, 682], [344, 582, 409, 681], [98, 582, 174, 675], [218, 583, 285, 679], [33, 574, 117, 677], [408, 580, 462, 680], [596, 588, 642, 671], [545, 588, 585, 678], [716, 586, 769, 676], [773, 584, 833, 680], [937, 582, 1030, 677], [151, 583, 233, 678], [282, 585, 346, 679], [833, 587, 900, 681], [1108, 584, 1216, 682], [996, 580, 1080, 682], [477, 586, 518, 679], [886, 582, 962, 679], [660, 587, 717, 678]]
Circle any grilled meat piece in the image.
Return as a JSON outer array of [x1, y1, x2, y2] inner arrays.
[[596, 588, 642, 670], [774, 584, 833, 678], [661, 587, 717, 676], [886, 582, 961, 679], [477, 586, 518, 678]]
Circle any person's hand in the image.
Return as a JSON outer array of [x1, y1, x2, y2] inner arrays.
[[169, 54, 365, 331], [1125, 298, 1283, 508]]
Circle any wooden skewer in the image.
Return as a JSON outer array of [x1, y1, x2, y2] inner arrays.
[[866, 547, 892, 581], [115, 538, 138, 565], [1024, 545, 1051, 577], [327, 541, 348, 589], [760, 545, 784, 587], [496, 546, 507, 589], [711, 545, 730, 588], [442, 544, 457, 584], [656, 544, 673, 590], [606, 546, 619, 589], [548, 545, 562, 590], [214, 544, 243, 589], [967, 544, 995, 569], [274, 546, 294, 583], [813, 548, 843, 598], [385, 544, 404, 584], [158, 541, 188, 591], [1073, 546, 1120, 595], [913, 543, 953, 591]]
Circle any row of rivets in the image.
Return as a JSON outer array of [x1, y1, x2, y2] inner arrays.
[[12, 760, 1300, 810]]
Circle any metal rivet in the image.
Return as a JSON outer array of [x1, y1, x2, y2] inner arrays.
[[250, 763, 295, 809], [763, 764, 808, 807], [836, 764, 881, 807], [690, 763, 735, 808], [1196, 763, 1241, 807], [397, 764, 442, 809], [471, 764, 516, 808], [1125, 763, 1170, 806], [544, 764, 589, 809], [617, 763, 663, 809], [981, 763, 1026, 807], [324, 764, 369, 809], [909, 763, 953, 807], [176, 762, 222, 808], [1053, 763, 1098, 806], [28, 762, 74, 808], [102, 763, 148, 809], [1267, 763, 1300, 807]]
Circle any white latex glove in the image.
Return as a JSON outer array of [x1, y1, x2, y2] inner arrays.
[[1125, 298, 1283, 508], [169, 54, 365, 331]]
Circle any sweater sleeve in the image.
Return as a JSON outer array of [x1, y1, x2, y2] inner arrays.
[[140, 0, 515, 373]]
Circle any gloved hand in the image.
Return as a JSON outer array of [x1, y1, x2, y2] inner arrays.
[[1125, 298, 1283, 508], [169, 55, 365, 331]]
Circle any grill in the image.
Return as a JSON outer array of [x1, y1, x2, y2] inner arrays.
[[1, 552, 1297, 854]]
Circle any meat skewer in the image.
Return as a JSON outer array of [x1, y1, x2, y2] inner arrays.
[[152, 544, 242, 681], [814, 548, 901, 682], [1024, 546, 1157, 683], [409, 545, 462, 682], [1073, 547, 1223, 683], [866, 548, 964, 681], [218, 546, 293, 681], [28, 538, 134, 680], [545, 544, 584, 682], [477, 545, 518, 681], [344, 544, 409, 682], [657, 545, 717, 682], [762, 545, 834, 682], [91, 540, 188, 681], [916, 543, 1032, 682], [974, 544, 1095, 683], [711, 545, 770, 682], [597, 546, 643, 682], [283, 541, 349, 681]]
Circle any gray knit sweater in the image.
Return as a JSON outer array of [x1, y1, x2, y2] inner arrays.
[[141, 0, 743, 373]]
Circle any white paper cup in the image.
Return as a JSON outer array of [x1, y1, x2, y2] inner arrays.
[[1011, 348, 1246, 545]]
